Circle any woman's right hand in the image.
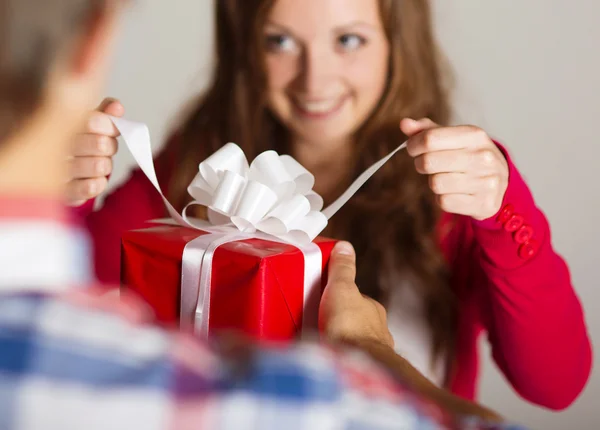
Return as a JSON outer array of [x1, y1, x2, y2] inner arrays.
[[67, 98, 124, 206]]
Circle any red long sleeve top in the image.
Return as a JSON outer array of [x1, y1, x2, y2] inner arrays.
[[74, 138, 592, 410]]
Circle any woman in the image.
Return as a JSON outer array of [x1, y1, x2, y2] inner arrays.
[[69, 0, 591, 409]]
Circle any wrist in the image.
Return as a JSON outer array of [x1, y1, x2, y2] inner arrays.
[[326, 326, 394, 352], [347, 338, 504, 424], [339, 335, 394, 352]]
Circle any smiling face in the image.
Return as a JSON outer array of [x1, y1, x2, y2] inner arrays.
[[263, 0, 390, 146]]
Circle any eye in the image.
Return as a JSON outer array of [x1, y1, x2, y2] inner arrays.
[[265, 33, 298, 53], [337, 33, 367, 51]]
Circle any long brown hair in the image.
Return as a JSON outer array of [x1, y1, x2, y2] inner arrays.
[[165, 0, 458, 364]]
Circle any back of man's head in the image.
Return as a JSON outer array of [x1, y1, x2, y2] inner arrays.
[[0, 0, 114, 144]]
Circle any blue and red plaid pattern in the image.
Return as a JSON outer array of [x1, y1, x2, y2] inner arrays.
[[0, 290, 528, 430], [0, 198, 528, 430]]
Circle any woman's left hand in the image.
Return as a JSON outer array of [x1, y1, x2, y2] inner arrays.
[[400, 118, 509, 221]]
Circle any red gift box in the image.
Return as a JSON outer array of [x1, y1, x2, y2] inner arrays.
[[121, 224, 337, 342]]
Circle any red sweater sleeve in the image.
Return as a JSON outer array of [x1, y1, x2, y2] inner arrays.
[[471, 142, 592, 410]]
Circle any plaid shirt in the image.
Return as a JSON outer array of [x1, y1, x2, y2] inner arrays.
[[0, 197, 527, 430]]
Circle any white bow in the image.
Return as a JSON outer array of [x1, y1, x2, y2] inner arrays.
[[109, 116, 407, 246], [185, 143, 327, 245]]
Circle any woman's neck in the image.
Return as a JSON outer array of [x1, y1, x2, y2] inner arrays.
[[291, 136, 354, 203]]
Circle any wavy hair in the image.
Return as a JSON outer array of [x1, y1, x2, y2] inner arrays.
[[165, 0, 458, 367]]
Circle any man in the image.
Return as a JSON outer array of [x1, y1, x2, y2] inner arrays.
[[0, 1, 523, 428]]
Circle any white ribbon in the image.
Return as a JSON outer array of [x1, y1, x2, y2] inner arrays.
[[110, 116, 405, 245], [183, 231, 322, 338], [110, 116, 406, 337], [111, 117, 327, 337], [186, 144, 327, 245]]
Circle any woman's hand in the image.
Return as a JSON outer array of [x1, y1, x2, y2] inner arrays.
[[319, 241, 394, 349], [67, 98, 123, 206], [401, 118, 509, 221]]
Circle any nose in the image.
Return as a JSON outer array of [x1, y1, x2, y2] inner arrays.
[[297, 45, 338, 95]]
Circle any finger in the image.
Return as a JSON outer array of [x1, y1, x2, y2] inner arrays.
[[413, 149, 473, 174], [326, 241, 357, 289], [406, 125, 483, 157], [428, 173, 478, 195], [69, 156, 112, 179], [86, 111, 121, 137], [436, 194, 478, 216], [477, 175, 505, 198], [438, 175, 504, 199], [66, 177, 108, 203], [72, 134, 118, 157], [471, 148, 502, 175], [400, 117, 438, 137], [97, 97, 125, 117], [319, 242, 358, 334]]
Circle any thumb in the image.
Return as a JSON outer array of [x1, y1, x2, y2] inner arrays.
[[400, 117, 438, 137], [326, 241, 357, 292], [97, 97, 125, 117], [319, 241, 358, 332]]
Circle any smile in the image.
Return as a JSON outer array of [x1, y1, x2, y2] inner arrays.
[[292, 95, 349, 119]]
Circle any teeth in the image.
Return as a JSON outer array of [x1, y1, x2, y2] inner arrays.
[[296, 99, 341, 113]]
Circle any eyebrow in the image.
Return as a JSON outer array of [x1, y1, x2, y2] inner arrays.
[[334, 20, 379, 33], [264, 20, 379, 35], [264, 21, 294, 34]]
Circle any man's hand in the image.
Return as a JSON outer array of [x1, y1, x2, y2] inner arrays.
[[319, 241, 394, 349], [318, 241, 503, 424]]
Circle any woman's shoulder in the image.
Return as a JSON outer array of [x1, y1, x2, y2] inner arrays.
[[152, 130, 184, 183], [155, 130, 182, 163]]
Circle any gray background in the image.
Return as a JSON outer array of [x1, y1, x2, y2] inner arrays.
[[104, 1, 599, 428]]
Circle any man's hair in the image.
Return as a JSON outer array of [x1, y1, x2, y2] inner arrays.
[[0, 0, 105, 143]]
